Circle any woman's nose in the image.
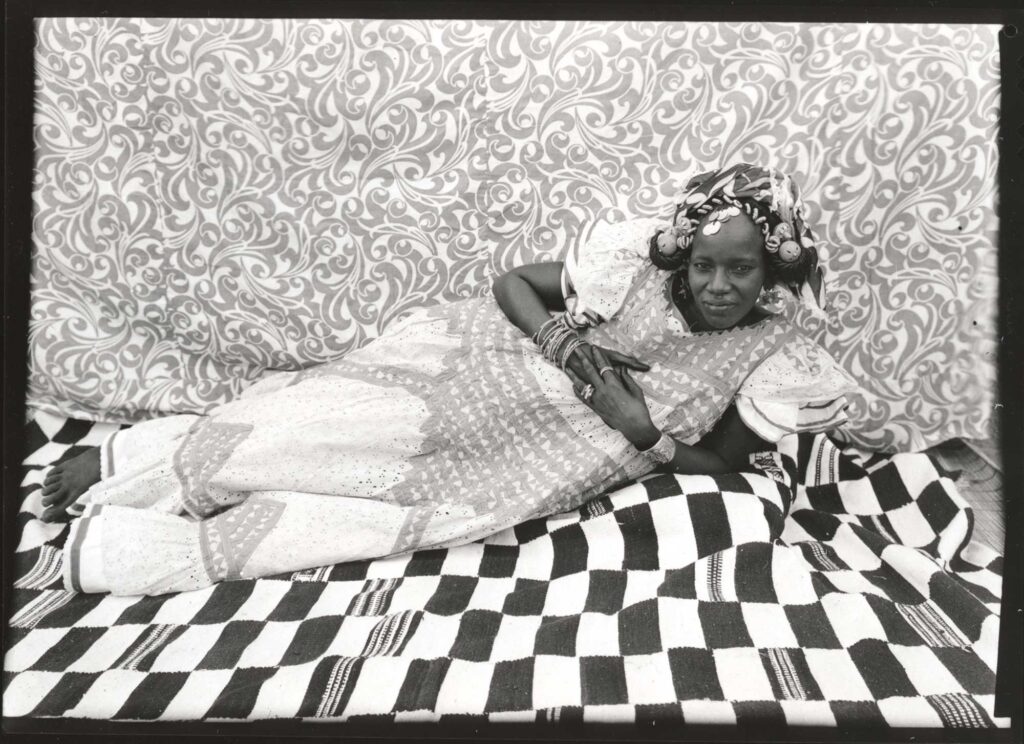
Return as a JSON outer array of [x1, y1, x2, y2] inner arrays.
[[708, 269, 730, 293]]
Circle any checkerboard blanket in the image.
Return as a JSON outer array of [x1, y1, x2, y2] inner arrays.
[[5, 412, 1006, 727]]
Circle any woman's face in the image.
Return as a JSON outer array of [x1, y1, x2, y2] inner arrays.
[[686, 213, 767, 330]]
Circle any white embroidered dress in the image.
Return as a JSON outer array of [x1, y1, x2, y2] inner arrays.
[[63, 218, 858, 595]]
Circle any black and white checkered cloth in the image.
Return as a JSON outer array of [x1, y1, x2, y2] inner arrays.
[[4, 412, 1006, 727]]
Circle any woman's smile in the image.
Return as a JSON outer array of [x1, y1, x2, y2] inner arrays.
[[695, 296, 744, 327]]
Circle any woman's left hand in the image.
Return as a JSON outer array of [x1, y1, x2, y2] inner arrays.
[[565, 347, 660, 448]]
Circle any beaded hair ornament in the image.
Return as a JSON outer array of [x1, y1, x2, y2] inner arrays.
[[650, 163, 828, 315]]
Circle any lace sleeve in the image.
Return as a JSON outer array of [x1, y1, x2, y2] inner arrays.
[[735, 334, 860, 442], [561, 217, 667, 328]]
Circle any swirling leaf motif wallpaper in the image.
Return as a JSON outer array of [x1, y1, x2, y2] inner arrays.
[[29, 19, 999, 452]]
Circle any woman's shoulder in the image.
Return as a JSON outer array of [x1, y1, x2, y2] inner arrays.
[[580, 215, 669, 250], [563, 216, 673, 326]]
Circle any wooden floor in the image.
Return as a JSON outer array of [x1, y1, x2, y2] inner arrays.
[[927, 438, 1004, 553]]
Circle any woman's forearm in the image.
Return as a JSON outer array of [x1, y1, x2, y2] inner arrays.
[[493, 274, 552, 338], [492, 265, 566, 338], [630, 404, 770, 476], [663, 438, 733, 474], [627, 428, 734, 475]]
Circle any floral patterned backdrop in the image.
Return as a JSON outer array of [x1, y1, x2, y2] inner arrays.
[[28, 19, 999, 451]]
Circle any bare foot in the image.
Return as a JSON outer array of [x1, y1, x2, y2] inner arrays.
[[40, 447, 101, 522]]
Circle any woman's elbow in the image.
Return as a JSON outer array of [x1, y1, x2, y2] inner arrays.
[[491, 272, 510, 299], [491, 268, 523, 299]]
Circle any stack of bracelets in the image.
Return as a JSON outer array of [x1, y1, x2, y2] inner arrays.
[[530, 314, 677, 466], [531, 315, 586, 371]]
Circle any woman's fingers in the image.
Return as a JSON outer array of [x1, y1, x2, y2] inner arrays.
[[619, 368, 645, 397], [565, 366, 586, 392], [604, 348, 650, 371], [574, 346, 605, 387], [591, 347, 622, 386], [577, 343, 600, 368], [565, 367, 599, 408]]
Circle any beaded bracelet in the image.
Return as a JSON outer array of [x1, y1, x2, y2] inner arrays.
[[552, 333, 579, 368], [541, 326, 574, 363], [531, 317, 560, 345], [639, 431, 676, 465], [537, 323, 561, 356], [559, 337, 585, 371], [534, 313, 592, 374]]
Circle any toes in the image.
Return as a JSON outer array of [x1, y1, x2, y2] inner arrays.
[[42, 487, 69, 508], [41, 502, 71, 523], [41, 481, 60, 498], [54, 489, 78, 508]]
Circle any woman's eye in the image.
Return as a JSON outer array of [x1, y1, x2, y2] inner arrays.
[[733, 265, 753, 273]]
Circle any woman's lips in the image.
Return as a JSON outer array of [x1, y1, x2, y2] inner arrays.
[[702, 301, 735, 312]]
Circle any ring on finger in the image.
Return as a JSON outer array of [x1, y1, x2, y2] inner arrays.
[[579, 383, 595, 403], [598, 365, 614, 377]]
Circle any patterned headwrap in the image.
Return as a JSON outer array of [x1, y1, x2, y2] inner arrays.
[[560, 163, 832, 330], [653, 162, 830, 318]]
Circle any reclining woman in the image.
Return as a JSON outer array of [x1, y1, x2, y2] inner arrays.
[[42, 163, 858, 595]]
